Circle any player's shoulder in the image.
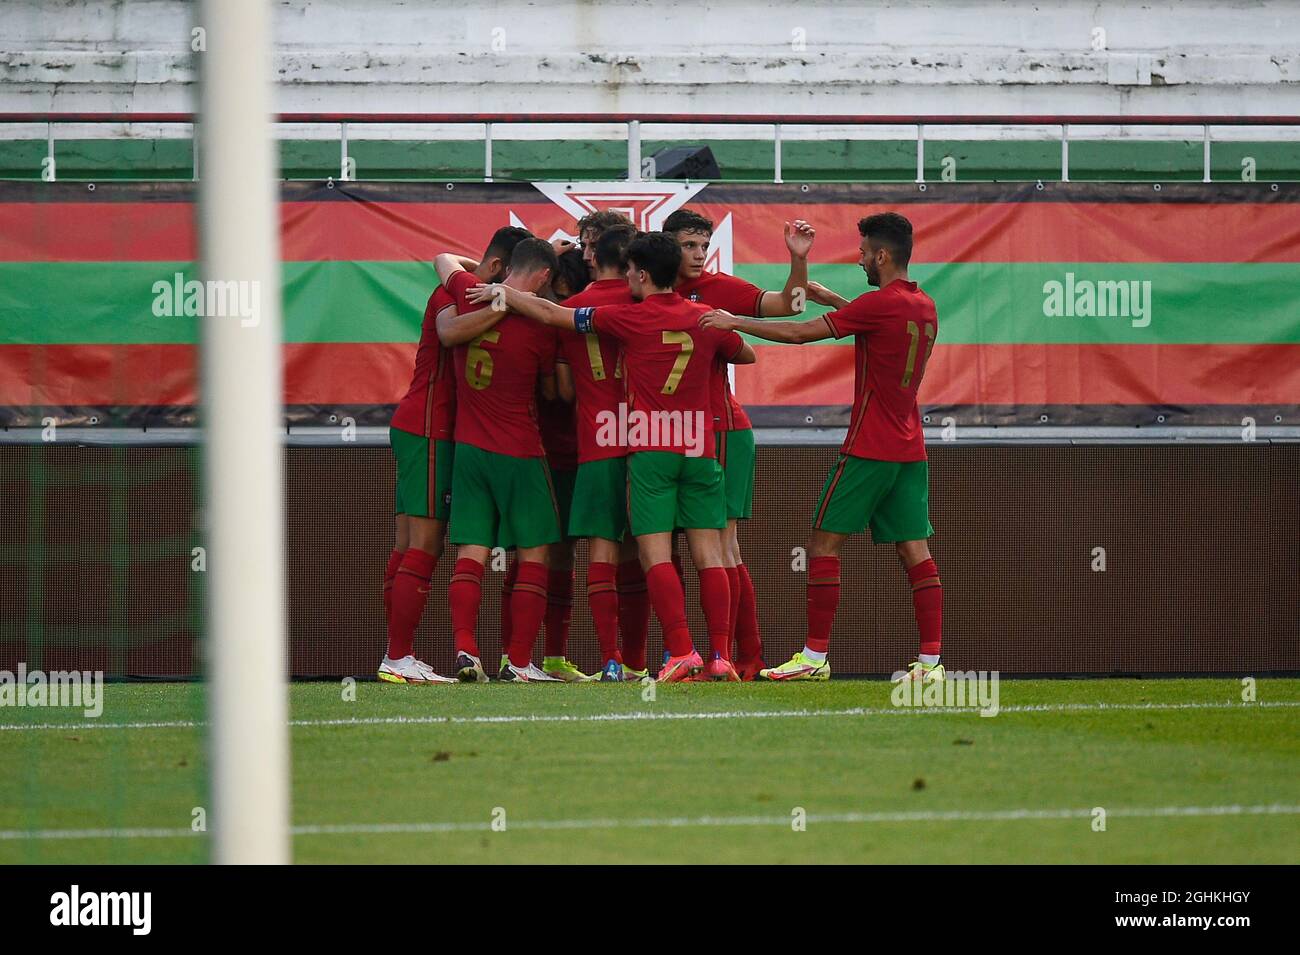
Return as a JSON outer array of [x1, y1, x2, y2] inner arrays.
[[443, 268, 475, 292], [507, 310, 555, 341], [429, 285, 456, 311], [563, 281, 635, 309], [695, 270, 748, 290]]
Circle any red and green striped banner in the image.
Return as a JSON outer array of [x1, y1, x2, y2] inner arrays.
[[2, 181, 1297, 427]]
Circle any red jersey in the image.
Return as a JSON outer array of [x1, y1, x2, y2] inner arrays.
[[557, 279, 636, 464], [390, 285, 457, 439], [538, 385, 579, 472], [676, 271, 763, 432], [823, 279, 938, 463], [451, 307, 557, 458], [443, 269, 481, 318], [577, 292, 745, 457]]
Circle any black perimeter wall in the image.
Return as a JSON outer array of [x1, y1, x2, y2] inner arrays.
[[1, 443, 1296, 677]]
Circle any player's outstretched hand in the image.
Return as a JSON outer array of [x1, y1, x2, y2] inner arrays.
[[784, 219, 816, 258], [466, 282, 514, 312], [804, 280, 841, 306], [699, 308, 739, 331]]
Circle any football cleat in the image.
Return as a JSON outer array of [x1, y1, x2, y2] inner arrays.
[[543, 656, 595, 683], [657, 650, 705, 683], [892, 661, 945, 684], [734, 657, 766, 682], [377, 655, 458, 685], [455, 651, 489, 684], [703, 657, 741, 682], [497, 654, 511, 681], [599, 659, 625, 682], [500, 662, 565, 683], [622, 665, 650, 682], [758, 651, 830, 682]]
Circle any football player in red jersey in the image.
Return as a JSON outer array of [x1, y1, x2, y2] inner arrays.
[[470, 232, 757, 682], [434, 238, 569, 683], [663, 208, 817, 679], [552, 224, 653, 681], [533, 248, 594, 682], [577, 209, 636, 281], [379, 226, 530, 685], [699, 213, 944, 683]]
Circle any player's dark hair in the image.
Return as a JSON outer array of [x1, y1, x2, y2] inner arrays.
[[576, 209, 634, 242], [594, 224, 638, 271], [662, 208, 714, 238], [857, 212, 913, 267], [552, 248, 591, 297], [626, 232, 682, 289], [509, 237, 559, 276], [481, 226, 533, 275]]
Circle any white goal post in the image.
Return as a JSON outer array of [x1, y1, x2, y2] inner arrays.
[[198, 0, 290, 865]]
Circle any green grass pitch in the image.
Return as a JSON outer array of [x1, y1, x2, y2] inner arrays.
[[1, 678, 1297, 864]]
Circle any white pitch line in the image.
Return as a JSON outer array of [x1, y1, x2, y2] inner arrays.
[[2, 804, 1298, 842], [0, 699, 1296, 733]]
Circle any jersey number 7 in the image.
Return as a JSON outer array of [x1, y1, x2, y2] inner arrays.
[[660, 330, 694, 395]]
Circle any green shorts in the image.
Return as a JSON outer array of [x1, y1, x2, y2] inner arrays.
[[391, 427, 454, 522], [449, 443, 562, 549], [627, 451, 726, 536], [812, 454, 934, 542], [551, 466, 577, 540], [568, 456, 629, 542], [715, 427, 755, 521]]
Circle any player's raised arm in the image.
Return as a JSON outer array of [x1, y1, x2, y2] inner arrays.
[[701, 307, 833, 344], [758, 219, 816, 317], [434, 252, 478, 284]]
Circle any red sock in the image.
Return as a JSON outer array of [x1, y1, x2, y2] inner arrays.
[[806, 555, 840, 654], [734, 563, 763, 663], [698, 566, 732, 660], [671, 551, 686, 588], [499, 558, 518, 662], [646, 561, 693, 657], [508, 561, 550, 668], [617, 559, 649, 671], [382, 548, 405, 626], [724, 565, 741, 645], [544, 567, 573, 658], [587, 562, 621, 665], [387, 548, 436, 660], [907, 558, 943, 657], [448, 557, 484, 657]]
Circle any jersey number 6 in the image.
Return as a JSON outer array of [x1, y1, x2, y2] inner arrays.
[[466, 329, 501, 390]]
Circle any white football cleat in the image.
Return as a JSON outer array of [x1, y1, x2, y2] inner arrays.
[[455, 651, 490, 683], [378, 655, 457, 684], [500, 662, 564, 683]]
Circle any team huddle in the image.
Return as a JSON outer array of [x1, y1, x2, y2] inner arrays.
[[379, 208, 945, 685]]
